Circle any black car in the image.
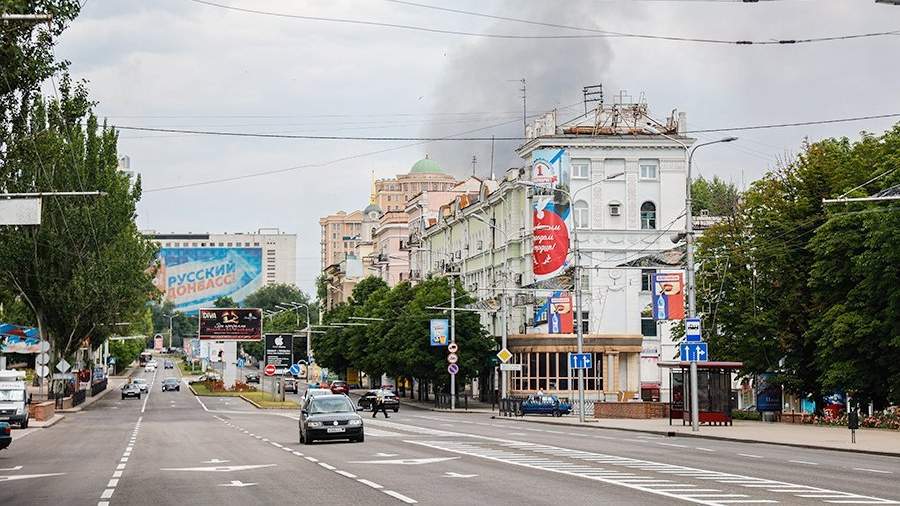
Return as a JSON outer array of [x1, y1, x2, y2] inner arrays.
[[357, 389, 400, 412], [161, 378, 181, 392], [121, 383, 141, 399], [299, 394, 364, 444], [244, 373, 260, 384], [0, 422, 11, 451]]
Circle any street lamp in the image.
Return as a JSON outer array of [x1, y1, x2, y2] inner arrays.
[[646, 124, 737, 432], [163, 314, 174, 349], [517, 171, 624, 422], [278, 302, 312, 364]]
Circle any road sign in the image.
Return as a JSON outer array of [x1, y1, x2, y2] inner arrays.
[[39, 340, 50, 353], [264, 334, 293, 374], [567, 352, 592, 370], [679, 342, 708, 362], [447, 363, 459, 375], [447, 353, 459, 364], [496, 348, 512, 363], [263, 364, 276, 376], [36, 365, 50, 378], [36, 352, 49, 365], [685, 317, 702, 342], [236, 358, 245, 368], [55, 358, 71, 374], [289, 363, 301, 376], [499, 363, 522, 372], [447, 342, 458, 353]]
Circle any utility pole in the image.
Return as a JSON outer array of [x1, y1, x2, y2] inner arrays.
[[450, 278, 456, 410]]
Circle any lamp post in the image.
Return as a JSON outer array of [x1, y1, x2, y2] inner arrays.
[[163, 314, 174, 349], [517, 172, 624, 422], [645, 125, 737, 432], [278, 302, 312, 364]]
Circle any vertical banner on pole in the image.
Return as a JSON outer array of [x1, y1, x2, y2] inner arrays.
[[651, 272, 685, 320]]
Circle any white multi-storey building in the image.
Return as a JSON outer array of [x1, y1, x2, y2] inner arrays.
[[420, 97, 691, 403]]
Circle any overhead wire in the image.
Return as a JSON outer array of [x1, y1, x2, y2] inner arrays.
[[188, 0, 900, 45]]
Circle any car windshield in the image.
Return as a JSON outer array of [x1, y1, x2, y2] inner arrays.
[[164, 379, 178, 384], [133, 379, 146, 384], [309, 397, 354, 414], [0, 389, 24, 402]]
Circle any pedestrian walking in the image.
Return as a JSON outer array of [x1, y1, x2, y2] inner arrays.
[[372, 389, 390, 418]]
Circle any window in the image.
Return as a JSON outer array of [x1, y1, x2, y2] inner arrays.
[[510, 352, 603, 393], [572, 160, 589, 179], [581, 311, 590, 334], [639, 159, 658, 180], [573, 200, 589, 229], [641, 269, 655, 292], [640, 201, 657, 230]]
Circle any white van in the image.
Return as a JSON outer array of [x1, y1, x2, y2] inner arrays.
[[0, 370, 29, 428]]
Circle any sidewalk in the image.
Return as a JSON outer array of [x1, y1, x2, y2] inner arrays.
[[57, 375, 129, 413], [389, 392, 496, 414], [494, 414, 900, 457]]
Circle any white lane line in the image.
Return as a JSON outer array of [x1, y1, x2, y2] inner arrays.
[[854, 468, 893, 474], [739, 453, 764, 459], [98, 502, 109, 506], [120, 457, 128, 463], [358, 479, 383, 489], [116, 464, 126, 470], [194, 395, 209, 411], [107, 479, 118, 487], [292, 451, 304, 456], [383, 490, 418, 504], [656, 442, 687, 448], [305, 456, 319, 463], [112, 471, 122, 478], [335, 470, 357, 479], [788, 460, 819, 466], [695, 448, 715, 452], [271, 442, 283, 448], [101, 489, 114, 499], [319, 463, 336, 471]]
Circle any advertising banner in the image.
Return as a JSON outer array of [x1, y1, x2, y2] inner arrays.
[[548, 292, 574, 334], [264, 334, 293, 373], [0, 323, 41, 354], [153, 334, 164, 351], [651, 272, 685, 320], [191, 338, 201, 358], [755, 373, 783, 412], [429, 319, 449, 346], [154, 248, 263, 315], [531, 149, 571, 283], [198, 308, 262, 341]]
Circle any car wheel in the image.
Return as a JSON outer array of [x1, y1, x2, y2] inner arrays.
[[21, 418, 28, 429], [137, 394, 141, 399], [122, 395, 126, 400], [393, 408, 399, 413], [303, 434, 313, 445], [552, 409, 560, 417], [353, 434, 365, 443], [299, 430, 305, 444]]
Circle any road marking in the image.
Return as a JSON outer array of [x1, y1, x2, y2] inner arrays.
[[788, 460, 819, 466], [101, 489, 114, 499], [358, 479, 383, 489], [0, 466, 23, 471], [218, 480, 256, 487], [116, 464, 126, 470], [292, 452, 304, 456], [107, 479, 118, 487], [319, 463, 336, 470], [854, 468, 893, 474], [0, 473, 66, 482], [112, 471, 122, 478], [271, 442, 283, 448], [160, 464, 277, 472], [194, 395, 209, 411], [383, 490, 418, 504], [98, 502, 109, 506], [738, 454, 764, 459], [202, 459, 230, 464], [695, 448, 716, 452], [335, 470, 357, 478], [375, 453, 398, 457], [305, 456, 319, 463], [656, 442, 687, 448], [444, 472, 478, 478], [348, 457, 460, 465]]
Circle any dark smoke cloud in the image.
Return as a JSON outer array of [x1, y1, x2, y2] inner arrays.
[[422, 2, 615, 179]]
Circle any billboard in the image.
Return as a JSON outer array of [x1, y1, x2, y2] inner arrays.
[[153, 334, 164, 351], [531, 149, 571, 283], [0, 323, 41, 354], [154, 247, 263, 315], [198, 308, 262, 341], [548, 292, 574, 334], [651, 272, 685, 320], [430, 319, 449, 346], [755, 373, 783, 412], [265, 334, 293, 374]]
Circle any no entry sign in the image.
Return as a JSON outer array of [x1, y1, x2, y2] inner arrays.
[[264, 364, 276, 377]]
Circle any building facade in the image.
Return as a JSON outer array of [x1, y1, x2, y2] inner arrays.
[[319, 210, 363, 270], [373, 157, 458, 212], [420, 98, 692, 403]]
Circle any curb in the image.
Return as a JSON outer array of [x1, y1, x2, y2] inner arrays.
[[240, 394, 263, 409], [491, 416, 900, 458], [395, 399, 495, 415], [31, 413, 65, 428], [58, 381, 122, 413]]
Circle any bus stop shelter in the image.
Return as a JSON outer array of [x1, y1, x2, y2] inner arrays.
[[658, 361, 743, 426]]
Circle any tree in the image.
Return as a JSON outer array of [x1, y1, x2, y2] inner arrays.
[[692, 176, 740, 216], [0, 79, 159, 361], [108, 338, 144, 374], [213, 296, 235, 308], [150, 301, 195, 346], [242, 283, 311, 312]]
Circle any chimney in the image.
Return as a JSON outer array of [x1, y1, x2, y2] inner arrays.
[[677, 112, 687, 135]]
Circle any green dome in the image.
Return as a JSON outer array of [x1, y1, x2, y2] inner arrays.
[[410, 157, 445, 174]]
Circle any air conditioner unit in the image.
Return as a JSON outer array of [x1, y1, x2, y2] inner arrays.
[[609, 203, 621, 217]]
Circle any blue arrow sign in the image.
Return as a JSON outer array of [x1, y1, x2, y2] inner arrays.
[[236, 358, 245, 368], [289, 363, 301, 376], [685, 317, 702, 342], [680, 342, 708, 362], [568, 352, 592, 370]]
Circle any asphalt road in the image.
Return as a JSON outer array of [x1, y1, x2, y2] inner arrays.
[[2, 364, 898, 505]]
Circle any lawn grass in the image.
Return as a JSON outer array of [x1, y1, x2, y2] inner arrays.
[[178, 359, 202, 376], [190, 381, 298, 409]]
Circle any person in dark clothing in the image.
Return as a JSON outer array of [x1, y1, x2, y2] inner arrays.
[[372, 390, 390, 418]]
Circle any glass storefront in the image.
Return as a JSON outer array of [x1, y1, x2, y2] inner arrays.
[[510, 351, 603, 392]]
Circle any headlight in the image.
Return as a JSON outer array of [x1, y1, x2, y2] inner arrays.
[[308, 421, 323, 427], [16, 407, 23, 415], [348, 419, 362, 426]]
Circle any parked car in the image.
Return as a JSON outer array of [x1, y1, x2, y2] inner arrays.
[[244, 373, 260, 384], [521, 394, 571, 417], [131, 378, 149, 393], [357, 389, 400, 412], [299, 394, 364, 444], [164, 360, 174, 369], [162, 378, 181, 392], [330, 380, 350, 395], [0, 421, 11, 450], [189, 373, 222, 384], [0, 370, 30, 428], [121, 383, 142, 400]]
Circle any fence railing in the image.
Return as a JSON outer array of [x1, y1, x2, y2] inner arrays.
[[72, 389, 86, 407], [499, 397, 526, 417], [434, 392, 468, 410]]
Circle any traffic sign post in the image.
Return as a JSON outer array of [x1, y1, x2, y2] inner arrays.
[[679, 342, 708, 362], [447, 353, 459, 365], [447, 363, 459, 375], [289, 363, 301, 377], [263, 364, 276, 376], [685, 317, 702, 342], [568, 352, 592, 370], [496, 348, 512, 364]]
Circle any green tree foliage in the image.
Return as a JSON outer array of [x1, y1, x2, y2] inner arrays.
[[108, 338, 145, 374], [0, 79, 159, 360], [241, 284, 315, 361], [213, 296, 235, 308], [692, 176, 740, 216], [150, 301, 195, 346], [696, 126, 900, 407], [242, 283, 312, 312], [314, 276, 494, 393]]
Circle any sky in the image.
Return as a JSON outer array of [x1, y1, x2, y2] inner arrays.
[[53, 0, 900, 295]]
